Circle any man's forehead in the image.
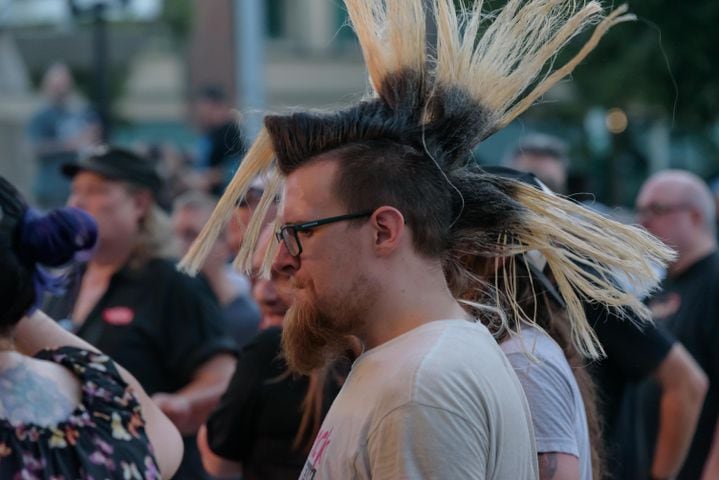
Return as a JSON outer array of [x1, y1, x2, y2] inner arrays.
[[279, 160, 339, 221], [638, 177, 685, 205]]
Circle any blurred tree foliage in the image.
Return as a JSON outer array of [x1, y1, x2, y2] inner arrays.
[[453, 0, 717, 129], [162, 0, 193, 42], [451, 0, 717, 203], [570, 2, 718, 129], [159, 0, 717, 128]]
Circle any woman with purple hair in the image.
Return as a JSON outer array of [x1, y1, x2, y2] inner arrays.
[[0, 176, 182, 478]]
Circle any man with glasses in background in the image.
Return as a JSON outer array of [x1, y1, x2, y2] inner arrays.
[[621, 170, 719, 480], [506, 137, 709, 480]]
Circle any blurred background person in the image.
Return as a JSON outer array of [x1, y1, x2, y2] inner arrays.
[[198, 227, 346, 480], [505, 133, 571, 194], [623, 170, 719, 480], [26, 63, 101, 210], [153, 142, 197, 203], [189, 85, 247, 195], [42, 146, 237, 480], [226, 177, 267, 256], [448, 166, 601, 479], [172, 190, 260, 348], [224, 176, 277, 310], [0, 175, 182, 479], [506, 139, 708, 480], [504, 133, 627, 219]]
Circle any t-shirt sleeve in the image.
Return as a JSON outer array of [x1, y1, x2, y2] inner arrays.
[[706, 292, 719, 379], [205, 329, 281, 461], [162, 272, 238, 385], [506, 352, 579, 456], [589, 304, 675, 380], [366, 403, 489, 479]]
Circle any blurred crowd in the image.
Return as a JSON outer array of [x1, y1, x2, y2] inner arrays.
[[2, 59, 719, 480], [27, 63, 246, 213]]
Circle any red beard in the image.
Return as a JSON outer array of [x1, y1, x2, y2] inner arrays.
[[281, 276, 374, 375]]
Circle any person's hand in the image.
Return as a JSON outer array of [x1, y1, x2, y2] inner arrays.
[[151, 393, 194, 435]]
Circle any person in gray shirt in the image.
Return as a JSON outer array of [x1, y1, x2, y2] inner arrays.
[[451, 249, 602, 480], [503, 324, 593, 480]]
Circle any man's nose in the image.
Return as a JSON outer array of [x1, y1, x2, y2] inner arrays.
[[272, 240, 300, 277]]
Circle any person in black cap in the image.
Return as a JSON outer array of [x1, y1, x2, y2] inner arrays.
[[43, 145, 238, 480], [0, 173, 183, 479]]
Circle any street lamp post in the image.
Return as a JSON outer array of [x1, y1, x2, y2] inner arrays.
[[68, 0, 127, 142], [91, 2, 108, 141]]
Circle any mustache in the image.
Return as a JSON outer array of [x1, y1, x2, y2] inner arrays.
[[281, 274, 374, 375], [283, 278, 309, 306], [289, 277, 307, 290], [281, 301, 354, 375]]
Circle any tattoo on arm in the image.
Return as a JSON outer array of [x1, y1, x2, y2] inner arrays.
[[0, 361, 77, 426], [538, 453, 559, 480]]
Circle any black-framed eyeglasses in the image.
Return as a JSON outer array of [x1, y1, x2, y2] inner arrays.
[[275, 210, 374, 257]]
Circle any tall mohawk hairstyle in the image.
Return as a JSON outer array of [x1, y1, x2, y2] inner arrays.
[[181, 0, 673, 359]]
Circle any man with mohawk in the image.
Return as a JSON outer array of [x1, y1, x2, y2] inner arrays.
[[182, 1, 671, 478]]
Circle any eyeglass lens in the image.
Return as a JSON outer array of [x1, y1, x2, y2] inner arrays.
[[281, 228, 301, 256]]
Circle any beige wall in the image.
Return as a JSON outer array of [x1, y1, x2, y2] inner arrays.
[[188, 0, 235, 101]]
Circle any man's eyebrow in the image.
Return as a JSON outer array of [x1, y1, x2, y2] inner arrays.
[[281, 218, 307, 226], [279, 215, 310, 226]]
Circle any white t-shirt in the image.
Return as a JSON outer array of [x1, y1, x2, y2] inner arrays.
[[299, 319, 538, 479], [501, 325, 591, 480]]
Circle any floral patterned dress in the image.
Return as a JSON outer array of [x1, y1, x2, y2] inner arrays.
[[0, 347, 161, 480]]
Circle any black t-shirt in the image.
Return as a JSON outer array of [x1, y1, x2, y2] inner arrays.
[[587, 304, 674, 434], [43, 258, 237, 395], [206, 327, 342, 480], [621, 251, 719, 480], [586, 301, 674, 480], [196, 274, 260, 349], [44, 258, 239, 479]]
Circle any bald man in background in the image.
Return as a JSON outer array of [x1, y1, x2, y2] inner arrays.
[[507, 139, 708, 479], [621, 170, 718, 480]]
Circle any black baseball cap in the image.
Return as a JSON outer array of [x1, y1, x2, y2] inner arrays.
[[61, 145, 162, 192]]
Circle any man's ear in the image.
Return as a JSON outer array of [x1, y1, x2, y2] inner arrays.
[[370, 206, 405, 257]]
